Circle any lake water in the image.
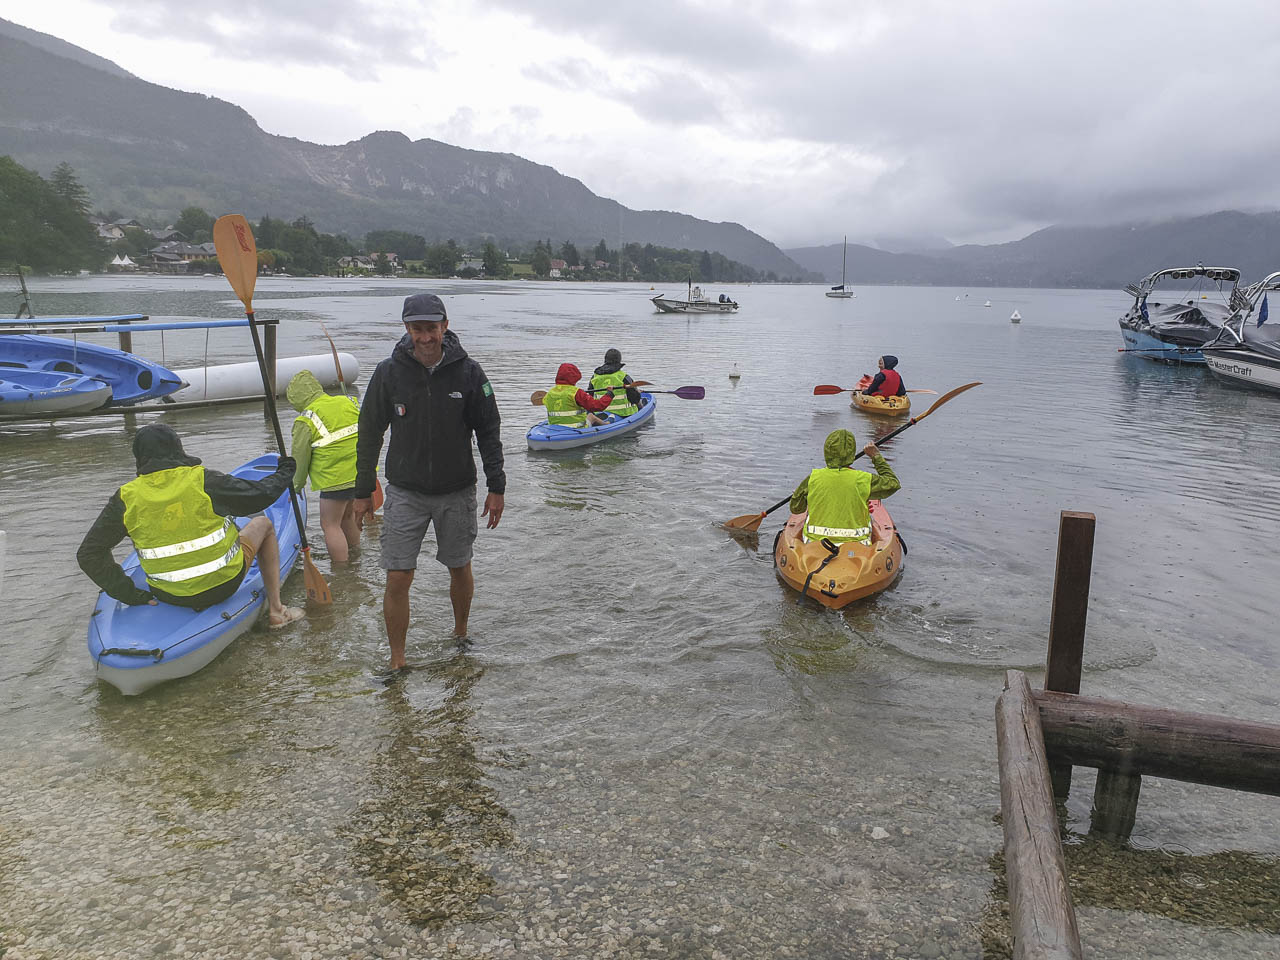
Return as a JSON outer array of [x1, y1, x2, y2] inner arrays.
[[1, 277, 1277, 959]]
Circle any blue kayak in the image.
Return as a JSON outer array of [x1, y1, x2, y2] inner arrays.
[[87, 454, 306, 696], [527, 393, 657, 450], [0, 368, 112, 416], [0, 334, 185, 405]]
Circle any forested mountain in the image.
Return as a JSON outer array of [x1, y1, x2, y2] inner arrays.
[[0, 20, 812, 279], [787, 212, 1280, 289]]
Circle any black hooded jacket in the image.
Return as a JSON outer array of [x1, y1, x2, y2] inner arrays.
[[590, 360, 642, 407], [355, 330, 505, 499], [77, 425, 295, 607]]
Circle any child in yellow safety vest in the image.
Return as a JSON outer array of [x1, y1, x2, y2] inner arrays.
[[789, 429, 900, 543], [287, 369, 361, 564], [543, 362, 615, 428]]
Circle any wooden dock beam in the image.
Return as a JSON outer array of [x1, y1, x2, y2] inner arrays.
[[996, 669, 1083, 960]]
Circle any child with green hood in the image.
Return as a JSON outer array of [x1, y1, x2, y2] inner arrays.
[[287, 369, 361, 564], [789, 429, 900, 544]]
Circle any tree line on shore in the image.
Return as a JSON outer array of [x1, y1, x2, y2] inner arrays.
[[1, 156, 773, 283]]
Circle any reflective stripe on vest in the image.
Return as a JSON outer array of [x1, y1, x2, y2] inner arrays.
[[120, 465, 245, 597], [301, 410, 359, 448], [144, 537, 243, 583], [590, 371, 637, 416], [137, 516, 236, 560], [803, 467, 873, 544], [543, 383, 587, 426]]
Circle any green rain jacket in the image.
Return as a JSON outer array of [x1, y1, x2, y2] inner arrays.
[[789, 429, 900, 515]]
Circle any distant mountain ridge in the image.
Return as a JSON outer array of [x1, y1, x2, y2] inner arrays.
[[787, 212, 1280, 289], [0, 19, 812, 278]]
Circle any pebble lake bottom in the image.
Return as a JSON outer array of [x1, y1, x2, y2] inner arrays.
[[1, 278, 1277, 959]]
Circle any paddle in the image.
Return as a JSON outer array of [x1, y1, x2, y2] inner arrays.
[[723, 381, 983, 533], [213, 214, 332, 606], [585, 380, 652, 392], [813, 384, 939, 396], [530, 385, 704, 405]]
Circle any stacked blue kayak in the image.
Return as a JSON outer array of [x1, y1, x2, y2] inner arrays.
[[0, 368, 113, 416], [86, 454, 306, 696], [0, 334, 185, 406], [527, 393, 657, 450]]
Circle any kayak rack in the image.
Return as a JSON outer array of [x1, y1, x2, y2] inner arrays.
[[995, 511, 1280, 959]]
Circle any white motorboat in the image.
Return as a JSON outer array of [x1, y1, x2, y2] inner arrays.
[[1117, 264, 1240, 363], [652, 281, 739, 313], [1202, 271, 1280, 394], [826, 236, 855, 298]]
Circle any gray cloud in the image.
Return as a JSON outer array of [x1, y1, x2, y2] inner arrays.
[[523, 57, 723, 125]]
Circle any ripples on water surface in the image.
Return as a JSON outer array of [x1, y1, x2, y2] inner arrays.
[[1, 278, 1277, 958]]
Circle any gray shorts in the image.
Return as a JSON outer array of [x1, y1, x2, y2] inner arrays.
[[380, 482, 478, 570]]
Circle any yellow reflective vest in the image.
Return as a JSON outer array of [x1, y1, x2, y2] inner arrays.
[[120, 466, 244, 597], [803, 468, 873, 544], [295, 393, 359, 490], [543, 383, 588, 427], [589, 371, 637, 417]]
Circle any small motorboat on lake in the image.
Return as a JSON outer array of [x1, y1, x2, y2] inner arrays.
[[1202, 271, 1280, 394], [773, 500, 904, 608], [1117, 265, 1240, 364], [0, 368, 113, 417], [652, 281, 738, 313], [86, 453, 305, 696], [527, 392, 657, 450]]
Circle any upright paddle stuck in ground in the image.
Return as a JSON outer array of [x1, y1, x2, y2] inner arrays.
[[724, 381, 983, 533], [530, 385, 704, 405], [813, 384, 938, 396], [212, 214, 332, 605]]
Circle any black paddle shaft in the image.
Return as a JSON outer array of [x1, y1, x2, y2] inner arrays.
[[244, 309, 311, 551], [760, 415, 921, 518]]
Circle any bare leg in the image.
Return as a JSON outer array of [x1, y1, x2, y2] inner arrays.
[[340, 500, 361, 551], [384, 568, 415, 669], [238, 516, 284, 620], [587, 413, 607, 426], [319, 498, 352, 564], [448, 563, 474, 637]]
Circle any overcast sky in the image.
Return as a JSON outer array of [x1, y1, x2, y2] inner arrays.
[[11, 1, 1280, 248]]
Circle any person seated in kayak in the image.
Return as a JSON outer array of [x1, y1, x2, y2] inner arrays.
[[544, 362, 614, 427], [287, 369, 361, 565], [588, 348, 642, 418], [76, 424, 304, 628], [789, 429, 900, 544], [861, 355, 907, 397]]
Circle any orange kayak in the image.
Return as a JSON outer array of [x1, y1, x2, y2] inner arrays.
[[852, 374, 910, 415], [773, 500, 904, 608]]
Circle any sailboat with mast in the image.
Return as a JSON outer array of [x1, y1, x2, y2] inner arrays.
[[825, 236, 855, 299]]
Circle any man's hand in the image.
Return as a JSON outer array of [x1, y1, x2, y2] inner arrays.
[[863, 443, 881, 459], [482, 492, 505, 529], [353, 497, 375, 530]]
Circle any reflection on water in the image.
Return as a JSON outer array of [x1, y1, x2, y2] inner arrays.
[[347, 650, 512, 928]]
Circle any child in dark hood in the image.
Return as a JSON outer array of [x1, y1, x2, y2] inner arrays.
[[864, 355, 906, 397], [77, 424, 304, 627], [588, 348, 642, 417]]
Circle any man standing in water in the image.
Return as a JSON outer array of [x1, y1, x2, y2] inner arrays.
[[353, 294, 505, 671]]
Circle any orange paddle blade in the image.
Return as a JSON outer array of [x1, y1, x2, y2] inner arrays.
[[212, 215, 259, 311], [813, 384, 850, 395], [530, 390, 547, 405], [723, 511, 767, 532], [303, 548, 332, 605]]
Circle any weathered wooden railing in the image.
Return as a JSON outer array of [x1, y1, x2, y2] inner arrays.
[[995, 510, 1280, 959]]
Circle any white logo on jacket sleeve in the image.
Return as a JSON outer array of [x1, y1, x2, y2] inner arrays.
[[449, 391, 463, 399]]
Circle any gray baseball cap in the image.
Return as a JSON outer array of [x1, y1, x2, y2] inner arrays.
[[401, 293, 448, 322]]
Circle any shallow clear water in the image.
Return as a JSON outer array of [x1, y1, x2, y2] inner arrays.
[[1, 278, 1277, 959]]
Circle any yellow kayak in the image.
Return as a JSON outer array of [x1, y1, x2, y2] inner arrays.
[[773, 500, 904, 608], [851, 373, 910, 415]]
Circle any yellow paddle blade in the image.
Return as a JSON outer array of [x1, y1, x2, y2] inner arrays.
[[303, 548, 332, 605], [212, 214, 259, 312], [724, 511, 768, 532]]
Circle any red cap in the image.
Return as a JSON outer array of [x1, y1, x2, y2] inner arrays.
[[556, 362, 581, 385]]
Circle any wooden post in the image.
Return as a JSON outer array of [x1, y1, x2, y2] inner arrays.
[[1091, 769, 1141, 839], [116, 316, 133, 355], [1044, 511, 1095, 798], [996, 670, 1083, 960]]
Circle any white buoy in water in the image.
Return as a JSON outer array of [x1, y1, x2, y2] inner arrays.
[[729, 363, 741, 380], [170, 352, 360, 402], [1010, 310, 1022, 323], [984, 300, 992, 307]]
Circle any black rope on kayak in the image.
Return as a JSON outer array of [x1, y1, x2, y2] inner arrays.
[[895, 530, 908, 555], [799, 538, 841, 605]]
